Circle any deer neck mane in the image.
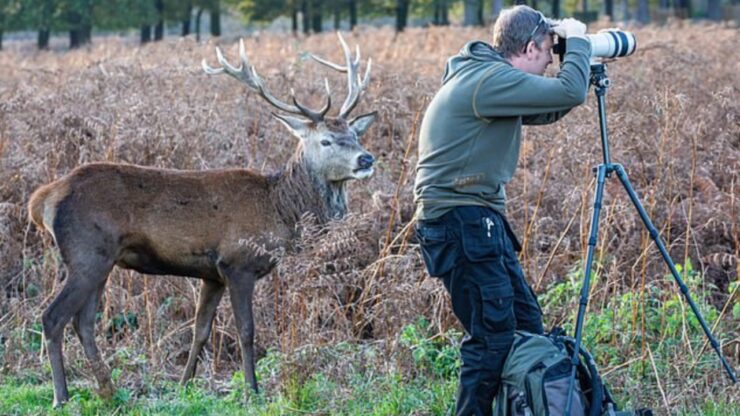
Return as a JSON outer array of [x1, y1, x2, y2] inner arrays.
[[272, 151, 348, 230]]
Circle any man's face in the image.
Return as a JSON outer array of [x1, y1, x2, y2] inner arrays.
[[514, 35, 553, 75], [510, 34, 555, 76], [527, 35, 554, 75]]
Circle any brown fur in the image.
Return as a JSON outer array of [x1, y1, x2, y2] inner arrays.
[[29, 33, 377, 408], [27, 155, 362, 407]]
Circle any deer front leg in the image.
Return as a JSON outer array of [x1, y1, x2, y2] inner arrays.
[[181, 279, 225, 384], [228, 277, 258, 394], [217, 260, 259, 395]]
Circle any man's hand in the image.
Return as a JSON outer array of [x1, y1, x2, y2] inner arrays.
[[551, 18, 587, 40]]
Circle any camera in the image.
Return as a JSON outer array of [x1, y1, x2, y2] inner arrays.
[[553, 29, 636, 62]]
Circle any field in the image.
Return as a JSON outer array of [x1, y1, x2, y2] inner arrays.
[[0, 21, 738, 414]]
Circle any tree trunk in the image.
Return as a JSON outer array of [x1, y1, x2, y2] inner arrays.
[[302, 0, 310, 34], [37, 1, 54, 50], [551, 0, 560, 18], [195, 8, 203, 41], [396, 0, 409, 32], [141, 25, 152, 44], [491, 0, 503, 20], [69, 11, 82, 49], [622, 0, 630, 20], [434, 0, 450, 25], [464, 0, 482, 26], [707, 0, 721, 20], [605, 0, 614, 20], [673, 0, 692, 18], [292, 3, 299, 34], [182, 1, 192, 36], [154, 0, 165, 41], [311, 0, 322, 33], [210, 0, 221, 37], [349, 0, 357, 29], [334, 2, 341, 30], [636, 0, 650, 22], [81, 0, 93, 45], [68, 2, 92, 49], [38, 29, 51, 50]]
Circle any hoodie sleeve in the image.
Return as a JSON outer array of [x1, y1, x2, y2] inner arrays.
[[521, 108, 572, 125], [472, 38, 591, 120]]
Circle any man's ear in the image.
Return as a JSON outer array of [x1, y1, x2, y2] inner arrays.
[[272, 113, 312, 139], [349, 112, 377, 138], [525, 41, 536, 58]]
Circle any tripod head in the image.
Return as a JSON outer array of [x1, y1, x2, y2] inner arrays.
[[589, 63, 611, 93]]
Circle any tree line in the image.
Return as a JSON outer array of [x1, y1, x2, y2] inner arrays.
[[0, 0, 224, 50], [0, 0, 732, 51]]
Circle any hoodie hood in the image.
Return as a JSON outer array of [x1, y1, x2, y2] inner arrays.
[[442, 41, 509, 84]]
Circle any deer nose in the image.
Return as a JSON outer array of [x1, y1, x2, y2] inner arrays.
[[358, 153, 375, 169]]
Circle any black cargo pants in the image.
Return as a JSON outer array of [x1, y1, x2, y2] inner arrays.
[[416, 206, 544, 416]]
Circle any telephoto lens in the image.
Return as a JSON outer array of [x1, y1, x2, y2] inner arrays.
[[552, 29, 637, 62], [587, 30, 637, 58]]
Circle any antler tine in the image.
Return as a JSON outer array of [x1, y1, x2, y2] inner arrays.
[[309, 32, 372, 120], [309, 53, 347, 72], [318, 78, 332, 118], [203, 39, 332, 120], [289, 79, 332, 123]]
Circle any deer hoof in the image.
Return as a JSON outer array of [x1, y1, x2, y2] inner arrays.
[[98, 383, 115, 400], [52, 398, 68, 409]]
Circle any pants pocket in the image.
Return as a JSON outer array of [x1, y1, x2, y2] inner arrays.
[[416, 222, 458, 277], [459, 210, 504, 262], [479, 282, 515, 333]]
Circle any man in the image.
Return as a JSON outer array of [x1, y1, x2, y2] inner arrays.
[[413, 6, 591, 416]]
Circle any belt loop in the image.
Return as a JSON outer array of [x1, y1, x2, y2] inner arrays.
[[500, 214, 523, 252]]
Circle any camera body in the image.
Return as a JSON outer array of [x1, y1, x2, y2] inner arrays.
[[553, 29, 636, 62]]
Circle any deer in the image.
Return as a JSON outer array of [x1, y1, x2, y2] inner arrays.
[[27, 32, 376, 408]]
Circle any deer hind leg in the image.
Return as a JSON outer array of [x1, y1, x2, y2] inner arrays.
[[180, 279, 225, 384], [42, 260, 113, 408], [72, 282, 114, 399]]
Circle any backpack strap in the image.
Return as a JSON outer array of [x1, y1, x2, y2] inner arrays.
[[554, 335, 606, 416]]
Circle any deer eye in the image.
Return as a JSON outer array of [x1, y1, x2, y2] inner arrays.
[[320, 140, 332, 147]]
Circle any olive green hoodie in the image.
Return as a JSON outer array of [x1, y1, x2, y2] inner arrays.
[[414, 38, 591, 220]]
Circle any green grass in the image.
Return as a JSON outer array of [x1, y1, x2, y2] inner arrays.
[[3, 261, 736, 415], [3, 364, 737, 415], [0, 372, 456, 415]]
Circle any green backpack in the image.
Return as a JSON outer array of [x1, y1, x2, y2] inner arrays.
[[494, 329, 652, 416]]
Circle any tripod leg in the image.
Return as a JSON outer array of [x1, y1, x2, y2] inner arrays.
[[566, 164, 610, 415], [613, 164, 737, 383]]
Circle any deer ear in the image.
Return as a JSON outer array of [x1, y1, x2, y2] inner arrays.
[[272, 113, 312, 138], [349, 112, 377, 138]]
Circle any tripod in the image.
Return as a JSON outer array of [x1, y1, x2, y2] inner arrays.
[[564, 63, 737, 415]]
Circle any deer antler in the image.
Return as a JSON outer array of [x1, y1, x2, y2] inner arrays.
[[309, 32, 372, 119], [202, 39, 331, 122]]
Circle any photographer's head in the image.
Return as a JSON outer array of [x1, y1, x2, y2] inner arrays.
[[493, 6, 554, 75]]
